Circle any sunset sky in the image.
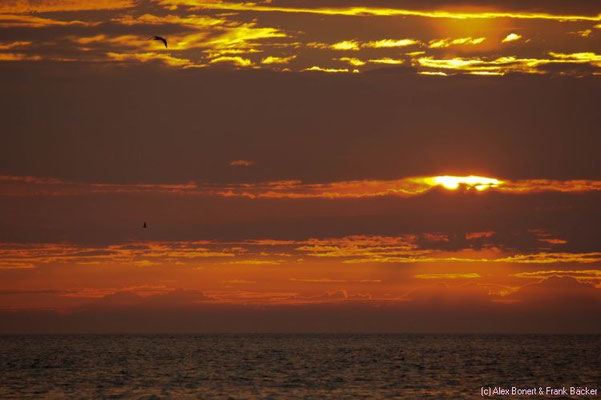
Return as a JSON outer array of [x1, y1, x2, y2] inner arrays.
[[1, 0, 601, 333]]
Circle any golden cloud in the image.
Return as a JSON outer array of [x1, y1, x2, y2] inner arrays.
[[303, 66, 356, 73], [155, 0, 601, 22], [416, 53, 601, 75], [502, 33, 522, 43], [414, 273, 482, 279], [311, 38, 419, 52], [428, 37, 486, 48], [107, 52, 195, 67], [330, 40, 360, 51], [261, 55, 296, 64], [338, 57, 366, 66], [364, 39, 419, 48], [209, 55, 253, 66], [368, 58, 404, 65]]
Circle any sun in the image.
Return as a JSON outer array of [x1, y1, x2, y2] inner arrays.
[[422, 175, 503, 191]]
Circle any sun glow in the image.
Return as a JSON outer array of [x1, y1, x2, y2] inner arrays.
[[424, 175, 503, 191]]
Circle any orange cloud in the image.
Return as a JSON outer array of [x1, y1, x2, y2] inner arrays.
[[112, 13, 224, 28], [7, 236, 598, 272], [0, 0, 134, 13], [0, 53, 42, 61], [229, 159, 255, 167], [0, 41, 31, 50], [0, 13, 96, 27], [414, 273, 481, 279], [498, 252, 601, 264], [508, 276, 601, 304], [466, 231, 495, 240], [3, 174, 601, 198], [514, 270, 601, 281]]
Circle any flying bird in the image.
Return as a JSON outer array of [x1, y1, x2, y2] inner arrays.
[[149, 35, 167, 48]]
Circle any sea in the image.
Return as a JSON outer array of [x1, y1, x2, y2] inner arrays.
[[0, 334, 599, 399]]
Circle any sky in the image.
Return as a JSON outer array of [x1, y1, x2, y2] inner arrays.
[[1, 0, 601, 333]]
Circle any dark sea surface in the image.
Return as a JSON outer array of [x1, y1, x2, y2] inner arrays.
[[0, 334, 599, 399]]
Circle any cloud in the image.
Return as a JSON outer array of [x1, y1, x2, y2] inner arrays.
[[337, 57, 365, 66], [75, 34, 158, 50], [0, 0, 598, 76], [498, 252, 601, 264], [571, 29, 592, 38], [0, 53, 42, 61], [302, 66, 356, 73], [330, 40, 360, 51], [229, 159, 255, 167], [4, 174, 601, 198], [368, 58, 404, 65], [316, 289, 348, 300], [513, 270, 601, 283], [0, 0, 134, 13], [0, 13, 97, 27], [407, 282, 493, 306], [364, 39, 419, 48], [107, 52, 196, 67], [310, 39, 419, 51], [428, 37, 486, 48], [4, 234, 598, 273], [93, 288, 213, 307], [155, 0, 601, 22], [0, 41, 31, 50], [548, 52, 601, 65], [502, 33, 522, 43], [0, 241, 239, 270], [415, 53, 601, 75], [209, 56, 253, 67], [112, 13, 224, 28], [289, 278, 380, 284], [414, 273, 481, 279], [261, 55, 295, 64], [226, 259, 281, 265], [466, 231, 495, 240], [509, 276, 601, 304]]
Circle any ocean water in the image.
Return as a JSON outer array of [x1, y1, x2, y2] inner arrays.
[[0, 334, 599, 399]]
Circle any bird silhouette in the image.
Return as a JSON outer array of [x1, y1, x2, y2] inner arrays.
[[149, 35, 167, 48], [143, 222, 147, 228]]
